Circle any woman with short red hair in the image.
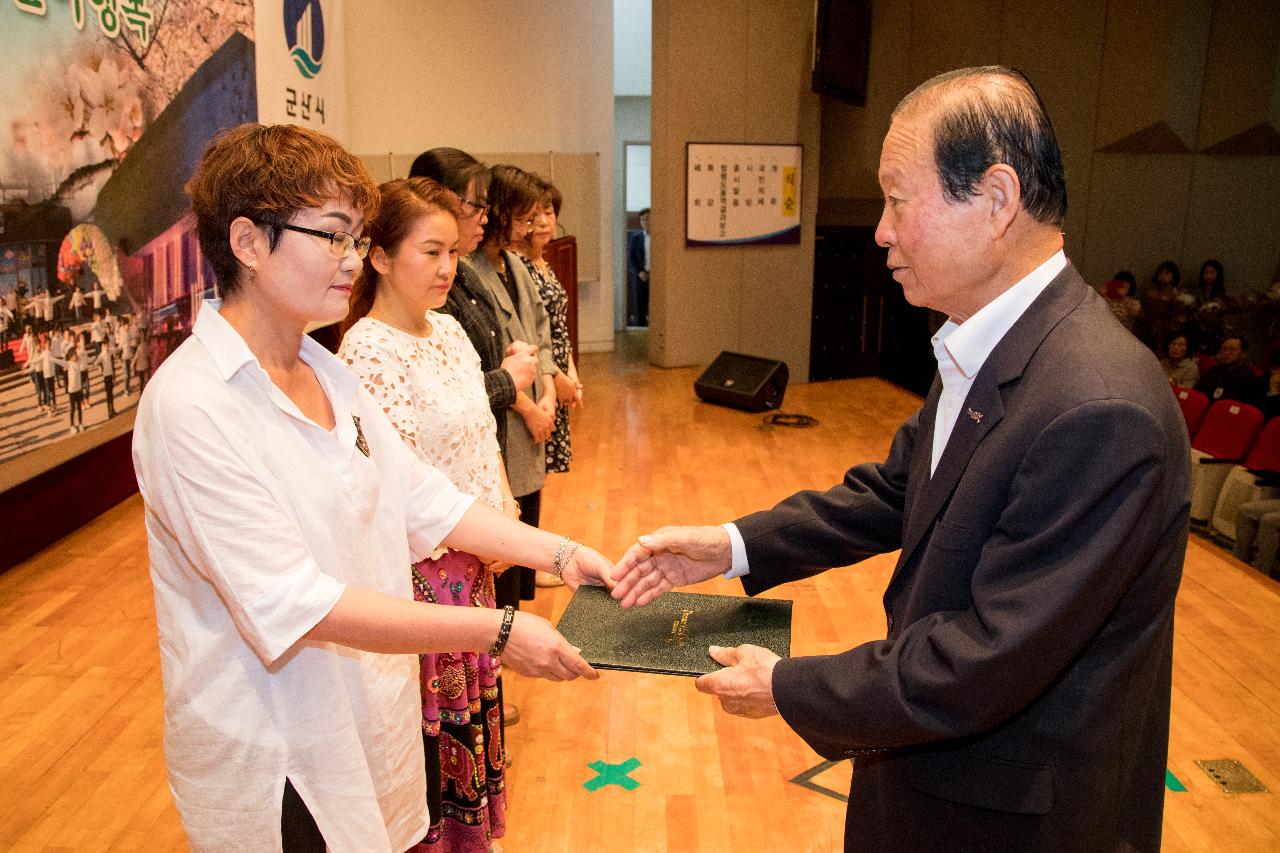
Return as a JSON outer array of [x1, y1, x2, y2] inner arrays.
[[133, 124, 612, 853]]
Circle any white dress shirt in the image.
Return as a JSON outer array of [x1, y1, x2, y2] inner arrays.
[[724, 251, 1067, 578], [132, 301, 475, 852]]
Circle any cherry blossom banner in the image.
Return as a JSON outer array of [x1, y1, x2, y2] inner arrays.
[[0, 1, 256, 475]]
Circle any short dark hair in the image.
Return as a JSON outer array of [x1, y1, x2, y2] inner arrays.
[[1113, 270, 1136, 288], [185, 124, 378, 294], [408, 148, 489, 199], [482, 165, 542, 249], [895, 66, 1067, 226], [529, 173, 563, 216]]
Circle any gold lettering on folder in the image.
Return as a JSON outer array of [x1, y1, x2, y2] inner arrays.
[[667, 609, 694, 647]]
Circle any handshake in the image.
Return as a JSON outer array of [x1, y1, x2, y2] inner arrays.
[[521, 524, 781, 719]]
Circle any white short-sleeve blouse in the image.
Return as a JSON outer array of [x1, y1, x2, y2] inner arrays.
[[132, 301, 475, 852]]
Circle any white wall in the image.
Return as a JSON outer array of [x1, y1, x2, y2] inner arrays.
[[614, 0, 652, 96], [342, 1, 617, 352]]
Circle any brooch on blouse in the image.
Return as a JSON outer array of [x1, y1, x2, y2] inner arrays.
[[352, 415, 370, 457]]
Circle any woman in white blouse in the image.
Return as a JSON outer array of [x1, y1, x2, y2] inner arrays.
[[131, 124, 612, 853], [338, 177, 518, 852]]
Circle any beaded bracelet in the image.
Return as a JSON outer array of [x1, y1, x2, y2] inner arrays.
[[490, 605, 515, 657]]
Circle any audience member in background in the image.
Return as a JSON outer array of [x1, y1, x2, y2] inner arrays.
[[339, 177, 517, 852], [133, 123, 610, 851], [1160, 334, 1199, 388], [1190, 260, 1229, 356], [1193, 259, 1227, 308], [1104, 270, 1141, 333], [1233, 496, 1280, 578], [515, 175, 583, 588], [468, 164, 558, 607], [1260, 351, 1280, 421], [1140, 260, 1184, 352], [1196, 336, 1262, 404]]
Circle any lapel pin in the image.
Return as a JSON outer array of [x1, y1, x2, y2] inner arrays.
[[967, 407, 983, 424], [353, 415, 370, 457]]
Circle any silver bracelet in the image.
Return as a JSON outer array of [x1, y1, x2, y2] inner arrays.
[[560, 541, 581, 578], [551, 536, 573, 578]]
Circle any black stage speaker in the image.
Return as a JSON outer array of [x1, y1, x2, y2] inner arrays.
[[694, 352, 789, 412]]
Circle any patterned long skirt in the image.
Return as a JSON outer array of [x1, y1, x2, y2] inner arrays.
[[407, 550, 507, 852]]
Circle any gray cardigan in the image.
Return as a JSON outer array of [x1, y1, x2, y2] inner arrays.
[[464, 250, 556, 497]]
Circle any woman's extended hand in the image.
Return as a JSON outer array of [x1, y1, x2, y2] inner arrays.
[[500, 611, 598, 681], [561, 544, 615, 590]]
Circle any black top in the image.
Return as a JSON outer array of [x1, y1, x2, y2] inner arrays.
[[439, 261, 516, 453]]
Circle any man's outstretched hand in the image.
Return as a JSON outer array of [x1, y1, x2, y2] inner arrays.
[[611, 525, 733, 608], [694, 644, 780, 719]]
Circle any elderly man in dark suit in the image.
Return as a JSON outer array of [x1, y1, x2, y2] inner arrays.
[[613, 66, 1189, 853]]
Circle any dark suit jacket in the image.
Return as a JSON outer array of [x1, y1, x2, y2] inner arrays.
[[736, 263, 1190, 853], [627, 228, 648, 275]]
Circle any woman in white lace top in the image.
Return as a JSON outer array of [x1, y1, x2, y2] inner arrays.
[[338, 178, 517, 853]]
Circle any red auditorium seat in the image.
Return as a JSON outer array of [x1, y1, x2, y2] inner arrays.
[[1189, 400, 1265, 523], [1209, 417, 1280, 541], [1174, 387, 1210, 437]]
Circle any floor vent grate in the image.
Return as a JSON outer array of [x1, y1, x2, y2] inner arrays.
[[1196, 759, 1269, 794]]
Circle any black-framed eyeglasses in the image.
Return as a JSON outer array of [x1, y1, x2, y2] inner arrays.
[[458, 196, 489, 217], [278, 223, 371, 259]]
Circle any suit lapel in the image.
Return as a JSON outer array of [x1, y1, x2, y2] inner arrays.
[[468, 251, 517, 325], [894, 263, 1089, 573], [903, 375, 942, 535]]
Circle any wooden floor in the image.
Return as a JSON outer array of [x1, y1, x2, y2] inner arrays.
[[3, 330, 1279, 851]]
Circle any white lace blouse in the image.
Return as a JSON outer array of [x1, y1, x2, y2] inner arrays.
[[339, 314, 504, 513]]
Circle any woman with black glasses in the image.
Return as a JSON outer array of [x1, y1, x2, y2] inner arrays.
[[132, 124, 612, 853]]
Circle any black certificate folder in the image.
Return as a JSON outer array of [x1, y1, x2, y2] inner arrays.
[[556, 585, 792, 677]]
